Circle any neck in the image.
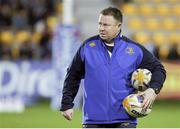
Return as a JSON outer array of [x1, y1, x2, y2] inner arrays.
[[105, 42, 114, 46], [105, 32, 121, 44], [105, 40, 114, 45]]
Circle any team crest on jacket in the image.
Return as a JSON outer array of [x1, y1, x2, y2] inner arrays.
[[126, 47, 135, 55], [89, 42, 96, 47]]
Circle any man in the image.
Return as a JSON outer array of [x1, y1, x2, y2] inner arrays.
[[60, 7, 166, 128]]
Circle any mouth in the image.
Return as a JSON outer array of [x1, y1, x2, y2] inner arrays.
[[100, 33, 106, 37]]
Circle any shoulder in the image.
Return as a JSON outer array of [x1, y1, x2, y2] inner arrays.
[[121, 35, 152, 54], [81, 35, 99, 47], [121, 35, 156, 61], [121, 35, 144, 50], [78, 35, 99, 56]]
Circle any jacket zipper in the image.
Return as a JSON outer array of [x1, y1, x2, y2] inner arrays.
[[107, 42, 117, 122], [107, 49, 113, 122], [108, 62, 112, 122], [102, 41, 114, 122]]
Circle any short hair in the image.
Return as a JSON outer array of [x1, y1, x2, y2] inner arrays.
[[100, 7, 123, 23]]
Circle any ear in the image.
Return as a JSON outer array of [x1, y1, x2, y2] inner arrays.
[[118, 23, 122, 31], [118, 23, 121, 27]]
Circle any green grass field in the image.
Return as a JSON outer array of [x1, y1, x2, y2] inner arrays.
[[0, 100, 180, 128]]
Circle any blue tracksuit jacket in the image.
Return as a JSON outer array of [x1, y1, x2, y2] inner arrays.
[[60, 34, 166, 124]]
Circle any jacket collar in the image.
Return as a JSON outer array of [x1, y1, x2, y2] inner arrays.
[[99, 32, 122, 47]]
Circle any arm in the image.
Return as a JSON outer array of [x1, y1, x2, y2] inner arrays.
[[138, 46, 166, 109], [60, 46, 85, 119], [138, 46, 166, 93]]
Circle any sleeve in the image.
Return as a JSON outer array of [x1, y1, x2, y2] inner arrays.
[[60, 45, 85, 111], [138, 46, 166, 94]]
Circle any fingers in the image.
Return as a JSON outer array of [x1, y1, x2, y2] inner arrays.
[[63, 112, 73, 120], [139, 88, 157, 110], [142, 98, 153, 110], [64, 114, 72, 121], [142, 94, 155, 109], [62, 109, 73, 121], [142, 98, 148, 109], [136, 91, 143, 95], [62, 113, 72, 120]]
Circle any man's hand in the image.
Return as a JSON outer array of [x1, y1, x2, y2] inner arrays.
[[138, 88, 157, 110], [61, 109, 74, 121]]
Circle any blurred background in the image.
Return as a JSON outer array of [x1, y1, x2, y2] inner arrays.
[[0, 0, 180, 128]]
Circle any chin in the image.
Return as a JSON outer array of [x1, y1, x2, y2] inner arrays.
[[100, 36, 107, 40]]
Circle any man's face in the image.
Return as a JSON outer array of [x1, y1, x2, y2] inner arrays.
[[98, 14, 121, 43]]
